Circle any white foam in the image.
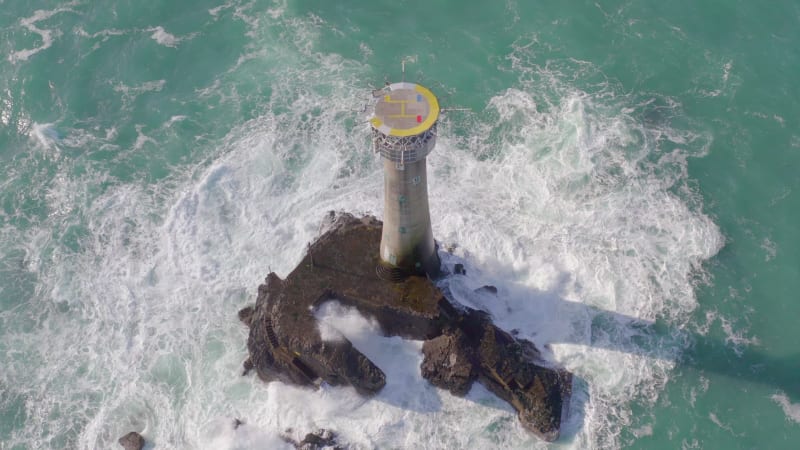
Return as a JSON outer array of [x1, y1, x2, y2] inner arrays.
[[198, 419, 292, 449], [709, 412, 736, 435], [359, 42, 373, 59], [148, 26, 180, 48], [113, 80, 166, 107], [1, 9, 726, 450], [9, 5, 75, 63], [760, 237, 777, 262], [132, 124, 157, 150], [166, 115, 187, 126], [209, 4, 230, 18], [267, 0, 287, 19], [424, 57, 723, 446], [29, 122, 60, 153], [113, 79, 166, 95], [718, 316, 759, 356], [772, 392, 800, 425], [74, 27, 126, 40]]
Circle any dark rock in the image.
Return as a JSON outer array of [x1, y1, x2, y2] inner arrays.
[[233, 418, 245, 429], [474, 285, 498, 295], [118, 431, 145, 450], [421, 328, 477, 396], [245, 214, 447, 396], [242, 357, 254, 376], [243, 213, 571, 441], [238, 306, 255, 327], [419, 305, 571, 441], [472, 322, 571, 441], [298, 429, 343, 450], [281, 428, 345, 450], [454, 263, 466, 275]]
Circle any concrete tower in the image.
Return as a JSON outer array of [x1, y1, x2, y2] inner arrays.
[[370, 82, 440, 277]]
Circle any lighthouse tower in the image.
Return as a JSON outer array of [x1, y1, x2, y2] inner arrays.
[[370, 82, 441, 277]]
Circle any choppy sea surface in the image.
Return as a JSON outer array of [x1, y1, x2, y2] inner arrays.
[[1, 1, 799, 448]]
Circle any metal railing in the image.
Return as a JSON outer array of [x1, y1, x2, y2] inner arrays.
[[372, 123, 437, 164]]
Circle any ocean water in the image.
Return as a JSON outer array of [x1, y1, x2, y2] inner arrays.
[[1, 0, 798, 448]]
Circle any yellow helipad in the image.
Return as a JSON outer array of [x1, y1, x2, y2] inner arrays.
[[370, 82, 439, 137]]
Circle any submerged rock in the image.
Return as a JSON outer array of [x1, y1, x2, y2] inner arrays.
[[281, 428, 346, 450], [241, 213, 572, 441], [118, 431, 145, 450], [238, 305, 255, 327], [298, 429, 344, 450], [474, 285, 498, 295], [242, 357, 254, 376]]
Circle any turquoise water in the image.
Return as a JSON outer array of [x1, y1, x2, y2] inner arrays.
[[1, 1, 798, 448]]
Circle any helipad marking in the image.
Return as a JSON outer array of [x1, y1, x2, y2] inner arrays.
[[370, 83, 439, 137]]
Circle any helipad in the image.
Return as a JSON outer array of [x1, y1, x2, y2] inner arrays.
[[370, 82, 439, 138]]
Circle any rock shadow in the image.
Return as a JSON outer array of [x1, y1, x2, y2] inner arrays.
[[436, 249, 800, 404]]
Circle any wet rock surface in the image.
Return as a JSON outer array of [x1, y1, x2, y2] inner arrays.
[[474, 284, 498, 295], [241, 213, 572, 441], [281, 428, 346, 450], [238, 305, 255, 327], [421, 328, 477, 396], [118, 431, 145, 450]]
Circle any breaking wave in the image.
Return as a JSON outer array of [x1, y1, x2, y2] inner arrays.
[[0, 3, 723, 449]]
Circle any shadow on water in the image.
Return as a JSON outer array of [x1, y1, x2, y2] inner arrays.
[[247, 247, 793, 440], [318, 263, 591, 436], [435, 250, 800, 418], [682, 333, 800, 400]]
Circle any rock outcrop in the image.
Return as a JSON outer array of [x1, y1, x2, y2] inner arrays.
[[118, 431, 145, 450], [420, 328, 477, 396], [240, 213, 572, 441], [421, 306, 571, 439]]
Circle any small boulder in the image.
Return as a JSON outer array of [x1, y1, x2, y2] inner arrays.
[[474, 285, 497, 295], [454, 264, 466, 275], [238, 306, 255, 327], [282, 428, 345, 450], [118, 431, 145, 450], [298, 429, 341, 449], [242, 357, 254, 376]]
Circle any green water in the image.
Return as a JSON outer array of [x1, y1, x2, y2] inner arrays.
[[1, 1, 799, 448]]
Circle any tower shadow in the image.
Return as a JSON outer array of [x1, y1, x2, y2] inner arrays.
[[435, 250, 800, 407]]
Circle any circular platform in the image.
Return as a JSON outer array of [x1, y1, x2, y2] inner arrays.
[[370, 82, 439, 138]]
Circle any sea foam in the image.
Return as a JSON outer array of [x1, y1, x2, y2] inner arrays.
[[0, 6, 724, 450], [9, 5, 75, 63], [772, 393, 800, 425]]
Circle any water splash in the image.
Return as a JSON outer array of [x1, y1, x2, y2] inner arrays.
[[0, 3, 724, 449]]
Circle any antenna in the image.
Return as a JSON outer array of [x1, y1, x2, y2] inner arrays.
[[400, 56, 417, 82]]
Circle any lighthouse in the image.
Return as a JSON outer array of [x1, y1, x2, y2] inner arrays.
[[370, 82, 441, 278]]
